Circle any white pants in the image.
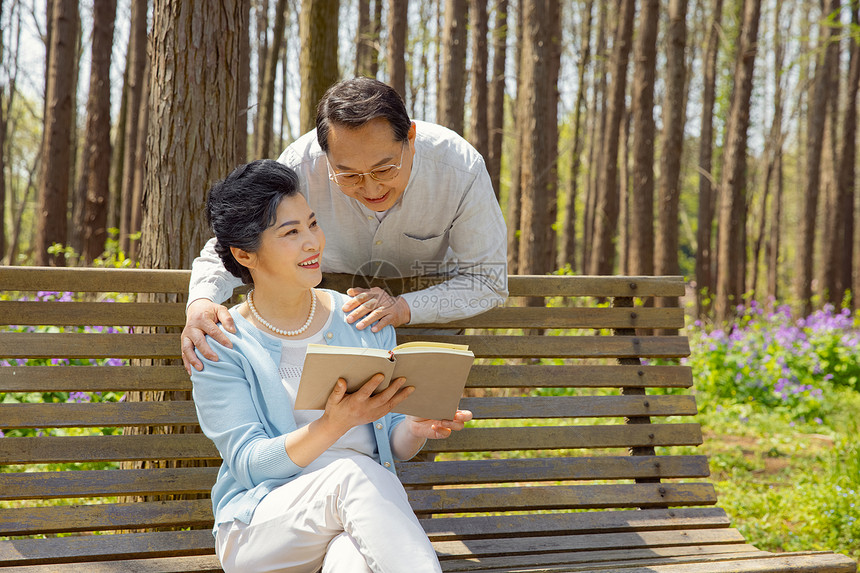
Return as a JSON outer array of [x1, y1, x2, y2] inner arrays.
[[215, 455, 442, 573]]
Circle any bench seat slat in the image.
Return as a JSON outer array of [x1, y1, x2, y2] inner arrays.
[[0, 554, 223, 573], [465, 364, 693, 388], [573, 553, 859, 573], [0, 333, 180, 359], [419, 507, 732, 540], [0, 467, 218, 501], [0, 435, 220, 464], [439, 544, 765, 573], [397, 455, 710, 486], [0, 365, 192, 392], [0, 301, 187, 327], [396, 334, 691, 358], [433, 527, 744, 558], [423, 423, 703, 453], [406, 306, 685, 330], [408, 482, 718, 514], [459, 395, 698, 419], [0, 401, 200, 429], [0, 529, 215, 566], [0, 500, 213, 536]]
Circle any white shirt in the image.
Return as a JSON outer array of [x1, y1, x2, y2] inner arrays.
[[189, 120, 508, 324]]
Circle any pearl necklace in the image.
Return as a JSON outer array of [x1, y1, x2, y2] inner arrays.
[[247, 288, 317, 336]]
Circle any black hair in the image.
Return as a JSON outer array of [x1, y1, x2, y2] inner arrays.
[[205, 159, 301, 284], [316, 77, 412, 152]]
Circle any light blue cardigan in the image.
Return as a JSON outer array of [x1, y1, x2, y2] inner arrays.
[[190, 289, 406, 531]]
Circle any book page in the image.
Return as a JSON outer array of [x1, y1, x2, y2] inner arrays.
[[294, 346, 396, 410], [390, 349, 474, 419]]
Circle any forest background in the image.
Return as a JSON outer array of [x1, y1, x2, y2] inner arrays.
[[1, 0, 858, 325]]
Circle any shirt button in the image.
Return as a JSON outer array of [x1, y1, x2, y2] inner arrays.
[[384, 462, 391, 468], [367, 215, 374, 220], [376, 423, 383, 430], [375, 240, 382, 245], [326, 332, 333, 339]]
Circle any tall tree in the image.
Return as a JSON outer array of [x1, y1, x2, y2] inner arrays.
[[582, 0, 609, 273], [794, 0, 841, 315], [629, 0, 659, 276], [486, 0, 507, 200], [35, 0, 78, 266], [142, 1, 244, 269], [254, 0, 269, 146], [655, 0, 689, 282], [299, 0, 339, 134], [355, 0, 374, 76], [468, 0, 489, 161], [516, 0, 552, 275], [506, 0, 524, 273], [79, 0, 118, 263], [765, 0, 787, 301], [589, 0, 635, 276], [835, 1, 860, 307], [714, 0, 762, 325], [256, 0, 288, 158], [237, 0, 251, 164], [387, 0, 408, 99], [559, 0, 593, 271], [438, 0, 467, 134], [120, 0, 149, 255], [0, 0, 6, 261], [694, 0, 723, 316], [545, 0, 561, 268]]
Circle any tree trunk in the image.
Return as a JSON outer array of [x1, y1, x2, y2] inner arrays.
[[589, 0, 635, 276], [835, 1, 860, 307], [714, 0, 762, 325], [629, 0, 659, 276], [254, 0, 269, 151], [794, 0, 841, 315], [655, 0, 687, 281], [582, 0, 608, 274], [694, 0, 722, 316], [237, 0, 251, 164], [257, 0, 288, 159], [142, 1, 243, 269], [35, 0, 78, 266], [128, 56, 150, 262], [80, 0, 118, 263], [506, 0, 524, 274], [486, 0, 507, 201], [387, 0, 408, 99], [516, 0, 551, 275], [356, 0, 373, 76], [545, 0, 561, 269], [120, 0, 149, 255], [468, 0, 489, 161], [559, 0, 593, 271], [371, 0, 383, 77], [299, 0, 340, 134], [438, 0, 467, 134], [0, 0, 6, 262]]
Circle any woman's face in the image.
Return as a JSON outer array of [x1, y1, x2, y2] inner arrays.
[[240, 194, 325, 290]]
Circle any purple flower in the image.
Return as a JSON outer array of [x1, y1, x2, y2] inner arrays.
[[51, 358, 70, 366], [105, 358, 124, 367], [68, 392, 91, 403], [0, 429, 4, 438]]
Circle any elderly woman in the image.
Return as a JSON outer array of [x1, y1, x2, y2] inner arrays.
[[192, 159, 471, 573]]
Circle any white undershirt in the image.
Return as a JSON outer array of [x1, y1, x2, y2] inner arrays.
[[255, 308, 378, 474]]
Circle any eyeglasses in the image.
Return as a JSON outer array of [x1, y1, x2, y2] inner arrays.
[[327, 142, 407, 188]]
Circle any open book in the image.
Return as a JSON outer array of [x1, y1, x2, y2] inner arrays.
[[294, 341, 475, 420]]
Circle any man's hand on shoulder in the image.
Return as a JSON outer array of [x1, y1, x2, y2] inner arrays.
[[343, 287, 411, 332], [182, 298, 236, 374]]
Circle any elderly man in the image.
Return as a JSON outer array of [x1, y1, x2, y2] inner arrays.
[[182, 77, 507, 373]]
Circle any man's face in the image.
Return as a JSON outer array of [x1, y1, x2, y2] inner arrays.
[[325, 118, 416, 212]]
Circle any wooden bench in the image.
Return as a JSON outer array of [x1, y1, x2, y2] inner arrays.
[[0, 266, 855, 573]]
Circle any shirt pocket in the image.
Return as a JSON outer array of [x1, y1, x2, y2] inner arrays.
[[401, 231, 450, 266]]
